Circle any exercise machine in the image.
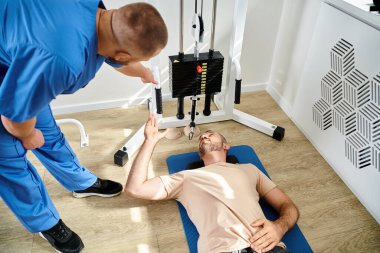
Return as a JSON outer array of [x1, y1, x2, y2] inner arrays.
[[114, 0, 285, 166]]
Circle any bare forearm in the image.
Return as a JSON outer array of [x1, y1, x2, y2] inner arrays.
[[125, 139, 157, 190], [124, 114, 169, 200], [116, 62, 147, 78], [251, 189, 300, 251], [1, 115, 36, 139], [274, 201, 299, 235]]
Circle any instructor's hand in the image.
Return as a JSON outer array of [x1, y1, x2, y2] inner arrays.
[[141, 68, 157, 85], [21, 129, 45, 150], [144, 113, 168, 143]]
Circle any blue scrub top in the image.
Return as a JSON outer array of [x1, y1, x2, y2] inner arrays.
[[0, 0, 121, 123]]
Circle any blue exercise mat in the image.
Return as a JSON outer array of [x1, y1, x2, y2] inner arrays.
[[166, 145, 313, 253]]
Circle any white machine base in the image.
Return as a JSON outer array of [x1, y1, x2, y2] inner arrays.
[[56, 119, 89, 148]]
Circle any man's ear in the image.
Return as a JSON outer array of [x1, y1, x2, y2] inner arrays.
[[114, 52, 131, 62], [223, 143, 230, 152]]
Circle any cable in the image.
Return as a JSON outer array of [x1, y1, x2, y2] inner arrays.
[[200, 0, 203, 18], [179, 0, 183, 55], [210, 0, 217, 52]]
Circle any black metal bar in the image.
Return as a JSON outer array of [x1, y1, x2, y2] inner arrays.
[[176, 97, 185, 119], [190, 98, 197, 121], [178, 52, 184, 61], [208, 49, 214, 58], [234, 79, 242, 104]]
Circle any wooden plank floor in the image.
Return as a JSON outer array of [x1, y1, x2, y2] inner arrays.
[[0, 91, 379, 253]]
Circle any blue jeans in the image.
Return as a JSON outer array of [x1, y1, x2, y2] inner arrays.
[[0, 105, 96, 232]]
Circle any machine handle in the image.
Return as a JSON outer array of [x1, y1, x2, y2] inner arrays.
[[233, 59, 242, 104], [155, 88, 163, 114], [203, 93, 212, 116], [234, 79, 242, 104], [152, 66, 162, 114]]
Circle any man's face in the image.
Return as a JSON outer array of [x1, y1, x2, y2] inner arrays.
[[198, 131, 224, 155]]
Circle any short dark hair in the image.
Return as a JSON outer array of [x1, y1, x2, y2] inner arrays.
[[112, 3, 168, 56]]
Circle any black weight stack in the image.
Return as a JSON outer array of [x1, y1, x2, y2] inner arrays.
[[169, 51, 224, 98]]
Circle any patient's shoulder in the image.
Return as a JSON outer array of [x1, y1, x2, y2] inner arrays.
[[236, 163, 260, 170]]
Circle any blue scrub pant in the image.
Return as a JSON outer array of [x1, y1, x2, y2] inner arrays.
[[0, 105, 97, 233]]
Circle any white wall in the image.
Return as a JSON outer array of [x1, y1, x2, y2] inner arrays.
[[267, 0, 380, 114], [267, 0, 322, 115], [291, 1, 380, 223], [268, 0, 380, 223], [51, 0, 283, 114]]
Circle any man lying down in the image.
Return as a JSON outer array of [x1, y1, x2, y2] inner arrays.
[[125, 114, 299, 253]]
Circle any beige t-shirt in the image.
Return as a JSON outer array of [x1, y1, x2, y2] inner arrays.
[[159, 162, 277, 253]]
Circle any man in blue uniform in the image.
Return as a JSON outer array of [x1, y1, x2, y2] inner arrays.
[[0, 1, 168, 252]]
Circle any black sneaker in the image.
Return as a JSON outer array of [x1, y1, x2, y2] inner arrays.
[[39, 219, 84, 253], [72, 178, 122, 198]]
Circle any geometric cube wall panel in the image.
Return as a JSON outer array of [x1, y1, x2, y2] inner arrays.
[[321, 70, 343, 105], [357, 102, 380, 142], [345, 132, 371, 169], [314, 39, 379, 171], [371, 74, 380, 107], [343, 69, 370, 108], [313, 98, 332, 130], [333, 100, 356, 136], [373, 143, 380, 171], [331, 38, 355, 77]]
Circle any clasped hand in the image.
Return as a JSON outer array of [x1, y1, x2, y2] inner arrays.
[[250, 218, 285, 253]]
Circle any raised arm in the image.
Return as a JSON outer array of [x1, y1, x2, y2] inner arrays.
[[124, 113, 168, 200], [250, 187, 299, 252], [115, 62, 157, 84]]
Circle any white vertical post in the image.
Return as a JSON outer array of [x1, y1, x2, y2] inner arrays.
[[150, 56, 161, 118], [225, 0, 248, 113], [147, 0, 162, 120]]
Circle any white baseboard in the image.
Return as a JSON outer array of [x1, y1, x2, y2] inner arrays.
[[241, 82, 267, 93], [265, 84, 293, 118], [52, 83, 267, 115]]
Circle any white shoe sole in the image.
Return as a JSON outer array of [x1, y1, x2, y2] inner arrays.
[[72, 191, 121, 198], [39, 232, 62, 253]]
